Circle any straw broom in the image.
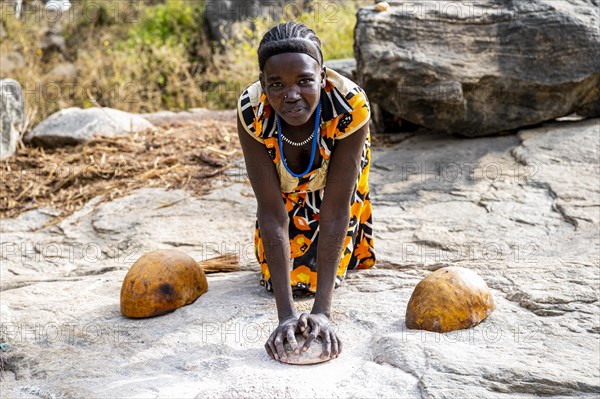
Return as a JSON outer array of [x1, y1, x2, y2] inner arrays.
[[197, 254, 240, 274]]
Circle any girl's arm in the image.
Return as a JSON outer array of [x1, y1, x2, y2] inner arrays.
[[299, 123, 369, 358], [314, 123, 369, 314], [237, 115, 300, 360]]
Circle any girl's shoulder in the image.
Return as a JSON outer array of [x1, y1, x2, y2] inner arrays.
[[323, 68, 366, 101], [320, 68, 371, 141], [237, 81, 267, 143], [239, 80, 263, 109]]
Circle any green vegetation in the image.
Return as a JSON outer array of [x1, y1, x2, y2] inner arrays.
[[1, 0, 366, 125], [127, 0, 203, 48], [298, 1, 362, 60]]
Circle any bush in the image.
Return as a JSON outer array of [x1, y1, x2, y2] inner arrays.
[[127, 0, 203, 49]]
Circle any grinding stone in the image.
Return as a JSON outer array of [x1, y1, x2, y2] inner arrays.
[[280, 334, 331, 365]]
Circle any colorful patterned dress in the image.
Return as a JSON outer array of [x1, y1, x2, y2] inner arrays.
[[237, 68, 376, 294]]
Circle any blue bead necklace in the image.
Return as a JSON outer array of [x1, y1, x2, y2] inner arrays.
[[276, 102, 321, 178]]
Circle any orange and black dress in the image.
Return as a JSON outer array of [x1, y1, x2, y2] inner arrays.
[[237, 68, 376, 294]]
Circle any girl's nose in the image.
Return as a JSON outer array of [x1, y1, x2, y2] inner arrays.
[[284, 86, 301, 101]]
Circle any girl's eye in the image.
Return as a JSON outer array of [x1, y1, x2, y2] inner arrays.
[[270, 83, 282, 88], [300, 79, 313, 85]]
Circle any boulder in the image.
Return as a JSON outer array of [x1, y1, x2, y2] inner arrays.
[[0, 79, 24, 161], [204, 0, 309, 43], [324, 58, 356, 81], [0, 52, 26, 77], [355, 1, 600, 136], [26, 107, 154, 148]]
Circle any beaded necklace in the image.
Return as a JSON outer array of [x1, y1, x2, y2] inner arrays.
[[280, 131, 314, 147], [276, 102, 321, 178]]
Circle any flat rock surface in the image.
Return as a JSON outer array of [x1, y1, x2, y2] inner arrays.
[[1, 119, 599, 398]]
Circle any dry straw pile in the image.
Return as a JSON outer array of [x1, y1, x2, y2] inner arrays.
[[2, 120, 241, 227]]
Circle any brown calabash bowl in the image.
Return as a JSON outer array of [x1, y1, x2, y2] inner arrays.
[[405, 266, 494, 333], [120, 249, 208, 318]]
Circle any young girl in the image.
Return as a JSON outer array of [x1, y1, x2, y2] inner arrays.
[[237, 22, 376, 362]]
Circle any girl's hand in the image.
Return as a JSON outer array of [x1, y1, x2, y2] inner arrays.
[[265, 316, 300, 361], [298, 312, 342, 359]]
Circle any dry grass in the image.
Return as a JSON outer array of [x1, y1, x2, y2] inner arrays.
[[1, 1, 368, 125], [1, 119, 241, 225], [1, 1, 371, 224]]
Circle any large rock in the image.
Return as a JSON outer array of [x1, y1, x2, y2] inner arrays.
[[0, 119, 598, 397], [204, 0, 309, 43], [355, 1, 600, 136], [324, 58, 356, 81], [26, 107, 155, 148], [0, 79, 24, 161]]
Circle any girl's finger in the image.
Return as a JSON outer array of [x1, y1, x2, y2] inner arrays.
[[268, 338, 278, 360], [330, 332, 339, 358], [274, 333, 286, 360], [265, 341, 275, 359], [302, 324, 320, 352], [287, 326, 299, 355], [298, 313, 308, 333]]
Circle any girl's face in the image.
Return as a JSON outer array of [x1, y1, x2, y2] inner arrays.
[[260, 52, 326, 127]]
